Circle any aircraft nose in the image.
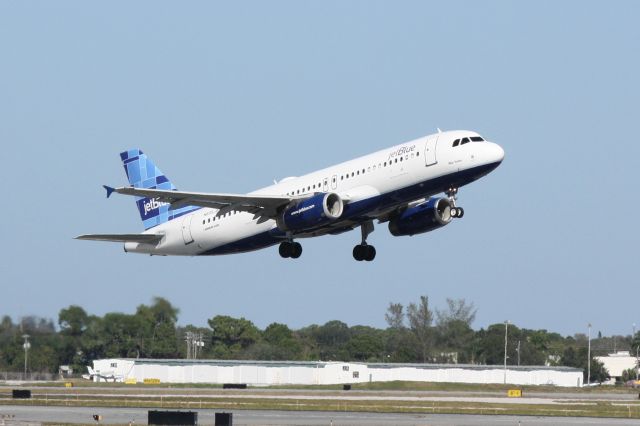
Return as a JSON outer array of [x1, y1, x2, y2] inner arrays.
[[490, 142, 505, 164]]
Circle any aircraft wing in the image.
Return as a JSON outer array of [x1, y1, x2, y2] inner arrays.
[[74, 234, 163, 244], [105, 186, 293, 219]]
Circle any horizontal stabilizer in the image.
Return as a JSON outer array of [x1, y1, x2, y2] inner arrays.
[[74, 234, 163, 244]]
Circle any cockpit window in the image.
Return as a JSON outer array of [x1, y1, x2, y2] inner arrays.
[[470, 136, 484, 142], [452, 139, 460, 147], [460, 137, 470, 145]]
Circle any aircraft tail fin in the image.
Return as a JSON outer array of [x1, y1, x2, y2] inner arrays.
[[119, 149, 197, 229]]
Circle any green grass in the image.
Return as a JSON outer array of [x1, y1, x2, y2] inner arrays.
[[270, 380, 640, 394], [3, 380, 640, 395], [2, 394, 640, 419]]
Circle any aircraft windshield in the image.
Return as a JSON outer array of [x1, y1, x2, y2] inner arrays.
[[452, 136, 485, 147]]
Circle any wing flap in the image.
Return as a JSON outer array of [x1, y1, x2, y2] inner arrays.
[[74, 234, 163, 244]]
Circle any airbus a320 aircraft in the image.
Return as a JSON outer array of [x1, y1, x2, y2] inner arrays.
[[77, 130, 504, 261]]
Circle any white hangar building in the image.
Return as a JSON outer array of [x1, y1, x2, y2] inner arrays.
[[595, 351, 639, 384], [91, 358, 583, 387]]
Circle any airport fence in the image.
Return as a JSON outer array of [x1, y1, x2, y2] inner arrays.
[[0, 371, 60, 381]]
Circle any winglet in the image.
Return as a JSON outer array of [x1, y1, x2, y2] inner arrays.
[[103, 185, 115, 198]]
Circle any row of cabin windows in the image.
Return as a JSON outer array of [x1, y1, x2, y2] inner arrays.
[[203, 149, 424, 223], [452, 136, 484, 147], [284, 151, 420, 196], [202, 210, 239, 225]]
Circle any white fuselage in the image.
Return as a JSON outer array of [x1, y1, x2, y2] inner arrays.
[[125, 130, 504, 256]]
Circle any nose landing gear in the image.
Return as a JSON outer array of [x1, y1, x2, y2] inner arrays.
[[451, 206, 464, 218], [446, 187, 465, 218], [353, 221, 376, 261]]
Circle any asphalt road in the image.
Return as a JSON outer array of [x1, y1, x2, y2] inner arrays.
[[2, 406, 640, 426]]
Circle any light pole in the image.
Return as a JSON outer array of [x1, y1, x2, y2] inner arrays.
[[22, 334, 30, 378], [634, 323, 639, 380], [587, 323, 591, 386], [633, 323, 637, 380], [504, 320, 509, 384]]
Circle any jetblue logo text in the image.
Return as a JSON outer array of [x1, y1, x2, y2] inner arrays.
[[143, 198, 169, 215], [290, 204, 315, 216], [388, 145, 416, 161]]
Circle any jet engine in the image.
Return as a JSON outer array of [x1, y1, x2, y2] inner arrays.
[[278, 192, 344, 232], [388, 197, 453, 236]]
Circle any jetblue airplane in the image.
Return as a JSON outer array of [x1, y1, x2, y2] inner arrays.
[[77, 130, 504, 261]]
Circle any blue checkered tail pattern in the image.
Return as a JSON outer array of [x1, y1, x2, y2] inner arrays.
[[119, 149, 198, 230]]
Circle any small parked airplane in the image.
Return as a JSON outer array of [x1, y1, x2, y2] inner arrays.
[[76, 130, 504, 261], [83, 366, 120, 382]]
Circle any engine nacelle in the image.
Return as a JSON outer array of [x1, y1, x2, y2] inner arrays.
[[388, 197, 453, 237], [278, 192, 344, 232]]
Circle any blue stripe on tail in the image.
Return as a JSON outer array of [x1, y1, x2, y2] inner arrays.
[[120, 149, 198, 230]]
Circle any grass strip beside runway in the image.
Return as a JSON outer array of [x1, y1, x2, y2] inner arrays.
[[1, 393, 639, 419]]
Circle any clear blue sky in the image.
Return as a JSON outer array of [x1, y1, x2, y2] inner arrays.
[[1, 1, 638, 337]]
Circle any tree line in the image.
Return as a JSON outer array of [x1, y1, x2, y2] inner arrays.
[[1, 296, 637, 384]]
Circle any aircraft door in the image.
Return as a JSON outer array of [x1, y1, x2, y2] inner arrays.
[[323, 177, 329, 192], [181, 214, 194, 245], [425, 136, 438, 166], [331, 175, 337, 190]]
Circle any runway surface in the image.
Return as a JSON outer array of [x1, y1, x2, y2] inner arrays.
[[2, 405, 640, 425]]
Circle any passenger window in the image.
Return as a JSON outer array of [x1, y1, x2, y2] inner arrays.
[[416, 152, 419, 156], [384, 162, 387, 167], [400, 157, 403, 162]]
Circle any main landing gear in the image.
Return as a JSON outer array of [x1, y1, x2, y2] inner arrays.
[[279, 241, 302, 259], [353, 221, 376, 262], [446, 187, 465, 218]]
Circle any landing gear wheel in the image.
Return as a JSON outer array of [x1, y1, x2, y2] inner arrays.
[[364, 245, 376, 261], [291, 242, 302, 259], [456, 207, 464, 218], [280, 241, 302, 259], [279, 242, 291, 258], [353, 244, 376, 261], [353, 245, 365, 261], [451, 207, 458, 218]]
